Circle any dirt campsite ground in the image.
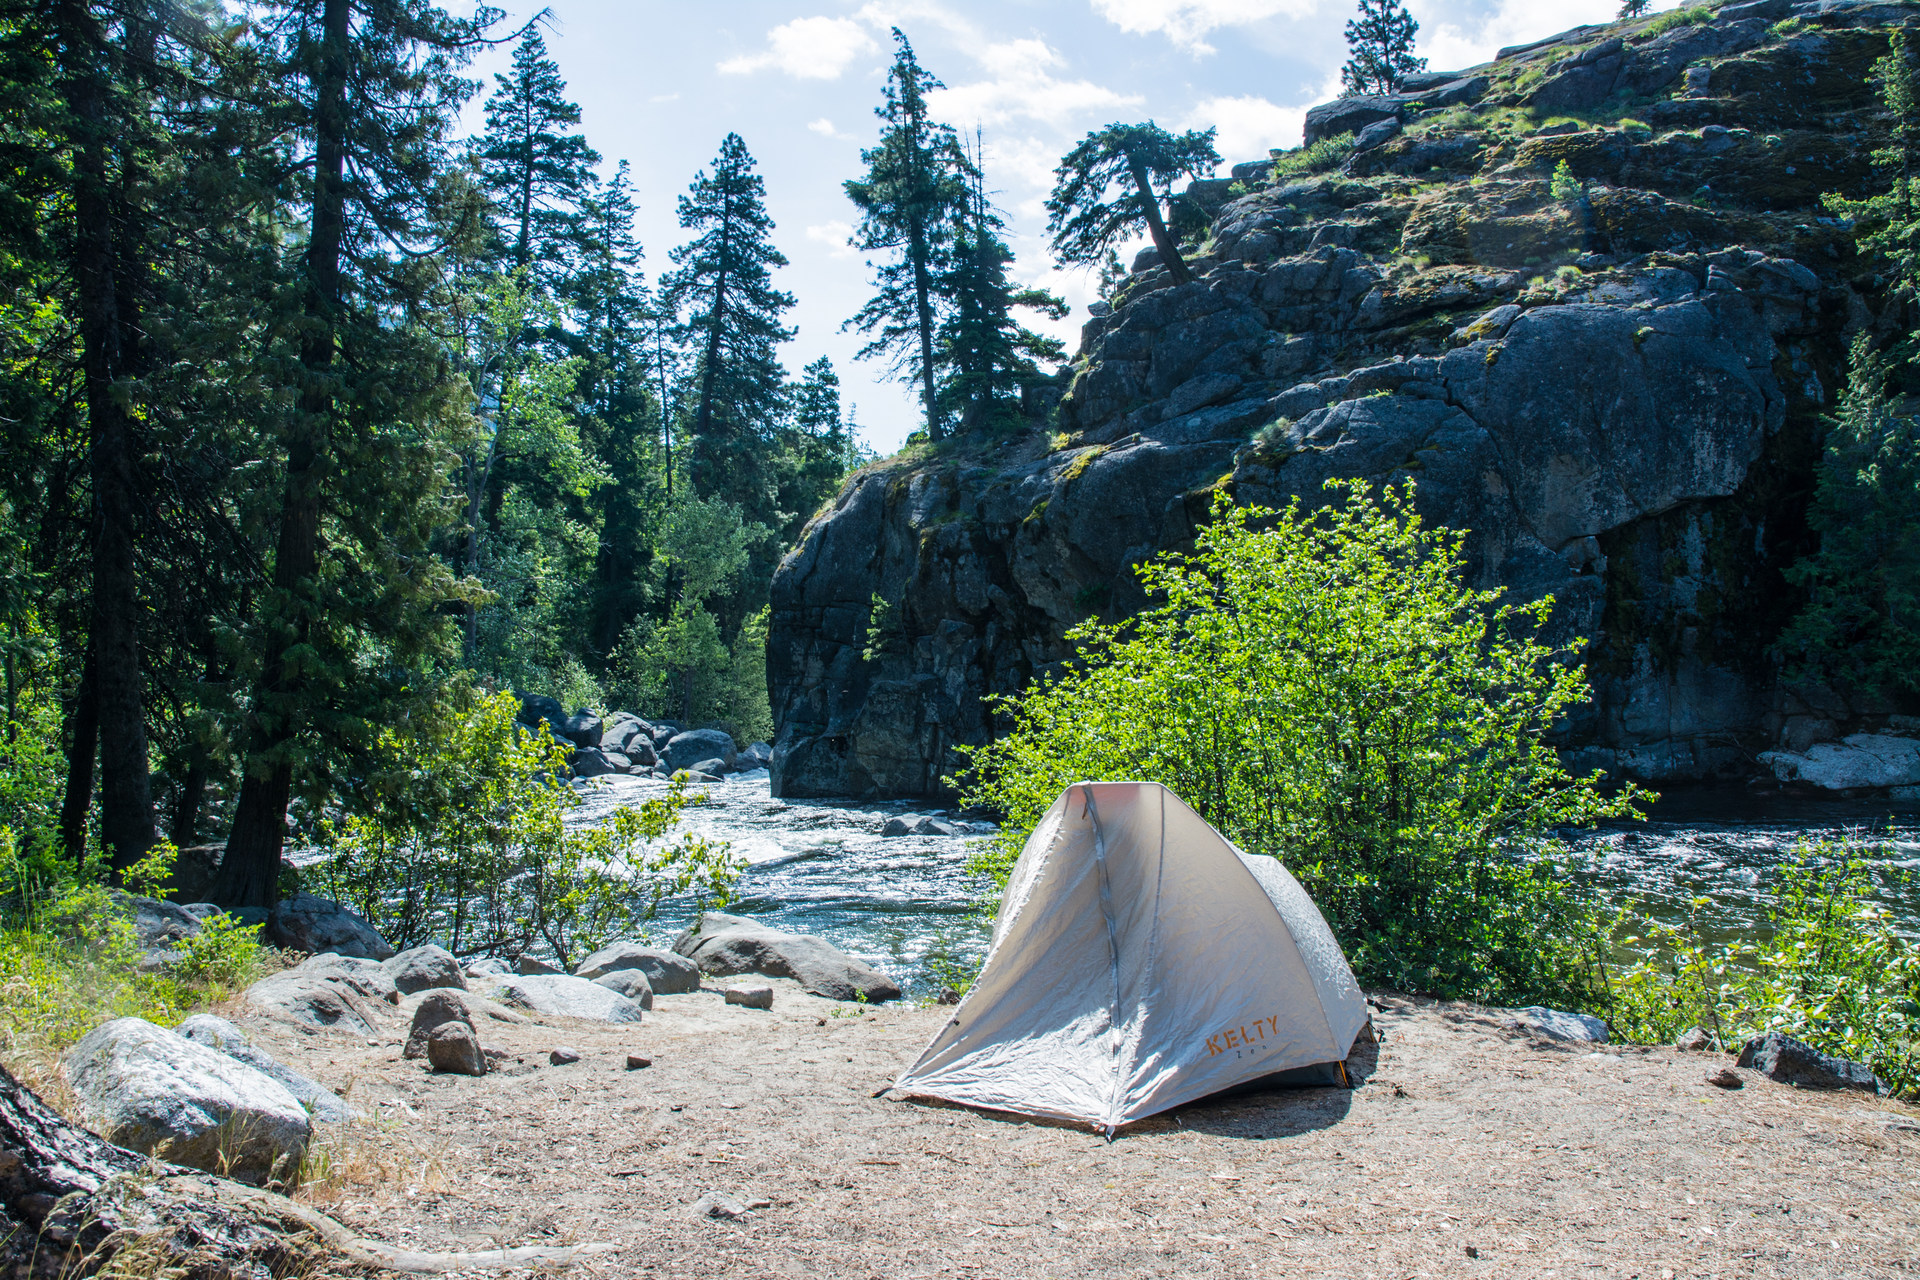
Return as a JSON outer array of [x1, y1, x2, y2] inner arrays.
[[232, 980, 1920, 1280]]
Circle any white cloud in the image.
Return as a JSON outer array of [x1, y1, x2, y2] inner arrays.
[[1184, 94, 1306, 163], [1089, 0, 1322, 55], [808, 117, 838, 135], [806, 220, 859, 260], [932, 38, 1141, 129], [1410, 0, 1629, 74], [718, 16, 878, 80]]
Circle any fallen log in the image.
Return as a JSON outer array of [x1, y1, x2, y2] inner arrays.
[[0, 1063, 615, 1277]]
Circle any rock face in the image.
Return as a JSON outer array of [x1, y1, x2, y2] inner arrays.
[[767, 6, 1920, 801], [266, 895, 394, 960], [673, 912, 901, 1003], [65, 1018, 310, 1183], [175, 1013, 355, 1122], [1758, 733, 1920, 790]]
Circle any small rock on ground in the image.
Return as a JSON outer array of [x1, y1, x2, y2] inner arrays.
[[724, 986, 774, 1010], [405, 991, 474, 1059], [626, 1054, 652, 1070], [1737, 1030, 1883, 1092], [550, 1047, 582, 1065], [427, 1022, 487, 1077], [1676, 1027, 1713, 1052], [384, 944, 466, 995], [692, 1191, 770, 1220], [1706, 1067, 1744, 1089]]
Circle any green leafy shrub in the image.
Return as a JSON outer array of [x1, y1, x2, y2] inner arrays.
[[958, 484, 1648, 1005], [1637, 6, 1712, 40], [313, 688, 739, 968], [1604, 840, 1919, 1096], [1550, 159, 1583, 202], [1271, 133, 1356, 180]]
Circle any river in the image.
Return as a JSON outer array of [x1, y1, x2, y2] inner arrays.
[[570, 771, 1920, 1000]]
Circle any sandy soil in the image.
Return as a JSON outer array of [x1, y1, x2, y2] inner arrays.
[[228, 981, 1920, 1279]]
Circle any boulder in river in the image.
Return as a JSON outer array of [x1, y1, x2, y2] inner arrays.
[[572, 746, 620, 778], [175, 1013, 355, 1122], [674, 912, 901, 1003], [516, 692, 567, 734], [65, 1017, 310, 1183], [266, 894, 394, 960], [492, 974, 646, 1023], [383, 944, 466, 995], [562, 711, 604, 747], [1737, 1031, 1883, 1093], [661, 728, 737, 772], [574, 940, 699, 993]]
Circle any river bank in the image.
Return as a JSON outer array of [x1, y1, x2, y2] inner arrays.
[[233, 979, 1917, 1279]]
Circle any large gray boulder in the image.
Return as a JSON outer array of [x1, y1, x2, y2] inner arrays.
[[592, 969, 654, 1008], [266, 894, 394, 960], [175, 1013, 355, 1122], [1502, 1006, 1608, 1044], [516, 692, 567, 734], [661, 729, 738, 773], [65, 1018, 310, 1183], [293, 951, 399, 1001], [1737, 1031, 1884, 1093], [426, 1022, 486, 1077], [114, 891, 205, 957], [672, 912, 900, 1003], [492, 974, 646, 1023], [383, 944, 466, 995], [244, 969, 383, 1036], [573, 940, 701, 993], [404, 990, 474, 1059], [562, 711, 604, 747], [572, 746, 620, 778]]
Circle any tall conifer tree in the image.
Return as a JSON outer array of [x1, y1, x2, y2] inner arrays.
[[844, 29, 970, 442], [662, 133, 794, 520], [216, 0, 491, 905], [475, 29, 600, 284], [1341, 0, 1426, 96]]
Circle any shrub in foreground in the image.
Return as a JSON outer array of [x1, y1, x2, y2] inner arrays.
[[959, 484, 1648, 1005]]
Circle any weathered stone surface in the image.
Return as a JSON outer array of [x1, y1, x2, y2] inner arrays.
[[1303, 95, 1402, 145], [245, 971, 382, 1036], [65, 1018, 310, 1183], [267, 895, 394, 960], [572, 746, 620, 778], [674, 912, 901, 1003], [427, 1022, 487, 1076], [548, 1046, 581, 1065], [1758, 734, 1920, 790], [661, 729, 738, 772], [592, 969, 655, 1008], [175, 1014, 355, 1122], [494, 974, 646, 1023], [384, 944, 466, 995], [723, 986, 774, 1010], [575, 940, 693, 993], [1737, 1031, 1883, 1092], [293, 952, 399, 1001], [516, 693, 567, 734], [515, 954, 564, 976], [405, 991, 474, 1059], [1502, 1006, 1608, 1044]]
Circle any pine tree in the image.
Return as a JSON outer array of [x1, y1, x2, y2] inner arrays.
[[778, 356, 857, 540], [1046, 123, 1220, 287], [1828, 31, 1920, 309], [662, 133, 795, 520], [1342, 0, 1426, 97], [937, 165, 1066, 433], [844, 29, 971, 442], [475, 29, 601, 285], [215, 0, 492, 906], [1618, 0, 1653, 17]]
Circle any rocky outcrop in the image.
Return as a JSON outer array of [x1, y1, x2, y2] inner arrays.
[[673, 912, 901, 1003], [768, 2, 1919, 801]]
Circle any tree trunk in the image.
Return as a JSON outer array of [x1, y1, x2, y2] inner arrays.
[[1128, 155, 1190, 285], [218, 0, 350, 908], [909, 216, 941, 441], [55, 0, 156, 872], [58, 649, 98, 866]]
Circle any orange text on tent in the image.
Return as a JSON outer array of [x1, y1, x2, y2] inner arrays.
[[1205, 1015, 1283, 1057]]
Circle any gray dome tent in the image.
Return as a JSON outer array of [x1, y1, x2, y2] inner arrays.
[[895, 781, 1369, 1131]]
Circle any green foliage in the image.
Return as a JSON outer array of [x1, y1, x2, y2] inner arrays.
[[1828, 32, 1920, 307], [1343, 0, 1426, 97], [474, 29, 601, 281], [958, 484, 1648, 1005], [1617, 0, 1652, 16], [1046, 122, 1221, 283], [314, 689, 739, 968], [1550, 159, 1584, 202], [1776, 337, 1920, 695], [1270, 133, 1356, 180], [1637, 6, 1713, 39], [1603, 840, 1919, 1096]]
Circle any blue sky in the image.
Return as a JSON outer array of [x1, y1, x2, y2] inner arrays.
[[461, 0, 1674, 452]]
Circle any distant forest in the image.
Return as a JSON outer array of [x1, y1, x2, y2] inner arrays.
[[0, 3, 1071, 883]]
